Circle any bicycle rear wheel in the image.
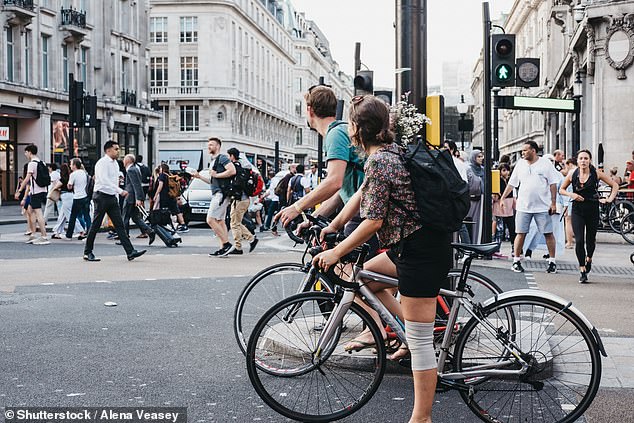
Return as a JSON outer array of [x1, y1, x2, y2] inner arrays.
[[234, 263, 334, 355], [246, 292, 386, 423], [454, 296, 602, 423], [620, 211, 634, 245], [608, 200, 634, 233]]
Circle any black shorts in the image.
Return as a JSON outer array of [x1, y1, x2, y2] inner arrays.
[[30, 192, 47, 210], [386, 227, 452, 298], [160, 197, 181, 215], [344, 214, 380, 258]]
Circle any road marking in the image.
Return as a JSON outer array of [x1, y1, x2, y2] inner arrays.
[[41, 283, 55, 285], [524, 272, 538, 289], [95, 280, 110, 283], [144, 278, 157, 281]]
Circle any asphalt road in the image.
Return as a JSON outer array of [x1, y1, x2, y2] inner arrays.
[[1, 224, 633, 422]]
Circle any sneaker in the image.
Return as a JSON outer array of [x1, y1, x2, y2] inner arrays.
[[228, 248, 243, 255], [249, 237, 259, 253], [25, 235, 37, 244], [546, 262, 557, 274], [219, 244, 236, 257], [24, 231, 32, 236], [33, 237, 51, 245], [106, 232, 117, 240], [525, 249, 532, 259], [177, 224, 189, 233], [51, 234, 62, 240], [209, 249, 223, 257], [579, 271, 588, 283], [512, 261, 525, 273]]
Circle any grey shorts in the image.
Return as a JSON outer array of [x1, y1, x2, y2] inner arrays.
[[515, 211, 552, 234], [207, 192, 230, 221]]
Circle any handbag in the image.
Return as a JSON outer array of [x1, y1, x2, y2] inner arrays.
[[47, 188, 61, 202], [149, 208, 172, 226]]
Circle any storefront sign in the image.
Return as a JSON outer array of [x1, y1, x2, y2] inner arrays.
[[0, 127, 9, 140]]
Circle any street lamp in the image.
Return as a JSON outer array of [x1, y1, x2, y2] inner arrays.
[[456, 94, 469, 151], [572, 71, 583, 154]]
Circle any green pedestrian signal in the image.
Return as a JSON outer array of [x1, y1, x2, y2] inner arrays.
[[496, 64, 512, 82]]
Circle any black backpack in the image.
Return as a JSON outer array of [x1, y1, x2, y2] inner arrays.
[[34, 160, 51, 188], [85, 172, 94, 199], [391, 140, 470, 233], [139, 163, 151, 185], [225, 161, 258, 199], [289, 174, 305, 204]]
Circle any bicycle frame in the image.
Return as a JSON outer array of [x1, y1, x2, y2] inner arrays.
[[313, 261, 532, 381]]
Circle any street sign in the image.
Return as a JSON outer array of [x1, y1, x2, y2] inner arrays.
[[494, 96, 579, 113], [0, 127, 8, 140], [516, 58, 540, 87]]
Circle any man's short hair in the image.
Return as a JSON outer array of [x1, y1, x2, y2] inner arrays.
[[124, 154, 136, 163], [136, 155, 143, 162], [227, 147, 240, 159], [208, 136, 222, 145], [104, 140, 119, 152], [48, 163, 58, 171], [296, 164, 305, 174], [524, 140, 539, 153], [70, 158, 83, 169], [444, 141, 458, 152], [304, 86, 337, 119], [25, 144, 38, 155]]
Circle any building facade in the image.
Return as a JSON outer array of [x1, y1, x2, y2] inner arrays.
[[472, 0, 634, 170], [149, 0, 353, 174], [0, 0, 160, 203]]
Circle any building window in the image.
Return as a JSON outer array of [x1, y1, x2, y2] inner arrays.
[[121, 57, 129, 92], [80, 47, 88, 89], [6, 28, 14, 82], [42, 35, 49, 88], [24, 31, 30, 85], [150, 17, 168, 43], [150, 57, 168, 94], [180, 16, 198, 43], [295, 128, 302, 145], [180, 56, 198, 93], [179, 105, 199, 132], [62, 44, 69, 91], [159, 105, 169, 131], [217, 110, 225, 121]]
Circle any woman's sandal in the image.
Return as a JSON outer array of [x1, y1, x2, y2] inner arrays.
[[344, 338, 377, 353]]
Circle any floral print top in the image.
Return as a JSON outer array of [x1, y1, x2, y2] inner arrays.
[[360, 143, 422, 248]]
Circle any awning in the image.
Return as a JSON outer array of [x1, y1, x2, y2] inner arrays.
[[159, 150, 203, 172]]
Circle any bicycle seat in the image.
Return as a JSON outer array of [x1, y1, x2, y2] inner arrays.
[[451, 242, 500, 257]]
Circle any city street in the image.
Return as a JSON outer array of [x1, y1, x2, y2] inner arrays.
[[1, 218, 633, 422]]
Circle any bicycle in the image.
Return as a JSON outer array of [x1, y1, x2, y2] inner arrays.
[[246, 242, 606, 423], [234, 215, 504, 355], [598, 189, 634, 233]]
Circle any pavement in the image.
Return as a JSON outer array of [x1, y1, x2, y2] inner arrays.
[[1, 204, 633, 422]]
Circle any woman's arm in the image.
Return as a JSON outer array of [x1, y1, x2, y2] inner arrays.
[[598, 171, 620, 203], [327, 189, 362, 232], [313, 218, 382, 271], [558, 174, 574, 198]]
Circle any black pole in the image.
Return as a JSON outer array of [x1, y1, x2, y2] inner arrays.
[[460, 118, 465, 151], [574, 100, 581, 154], [274, 141, 279, 173], [317, 76, 325, 181], [493, 88, 500, 162], [482, 2, 493, 244]]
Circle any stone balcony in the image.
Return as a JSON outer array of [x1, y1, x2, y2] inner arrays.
[[59, 7, 88, 42], [2, 0, 36, 26]]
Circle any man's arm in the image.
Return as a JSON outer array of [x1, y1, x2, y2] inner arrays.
[[212, 161, 236, 179], [130, 169, 145, 202], [14, 169, 33, 199]]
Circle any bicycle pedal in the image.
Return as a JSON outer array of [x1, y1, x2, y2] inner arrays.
[[397, 358, 411, 369]]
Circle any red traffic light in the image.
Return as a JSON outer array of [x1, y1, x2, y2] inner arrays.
[[495, 39, 513, 56]]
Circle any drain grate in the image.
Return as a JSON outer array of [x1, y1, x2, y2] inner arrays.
[[523, 261, 634, 276]]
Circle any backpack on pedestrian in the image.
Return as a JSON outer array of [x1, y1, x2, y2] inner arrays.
[[85, 172, 94, 199], [274, 173, 293, 198], [34, 160, 51, 188], [224, 161, 259, 200], [252, 173, 265, 196], [391, 139, 470, 233], [167, 174, 181, 199], [139, 163, 151, 186], [289, 174, 305, 204]]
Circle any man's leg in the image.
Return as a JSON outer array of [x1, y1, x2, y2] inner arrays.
[[84, 194, 108, 255], [43, 198, 55, 223], [131, 206, 152, 235], [32, 208, 47, 237], [104, 196, 135, 255], [208, 218, 228, 245], [122, 202, 133, 235], [65, 200, 80, 238], [544, 233, 556, 258]]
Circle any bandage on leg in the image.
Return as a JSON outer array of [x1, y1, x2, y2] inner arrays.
[[405, 320, 437, 371]]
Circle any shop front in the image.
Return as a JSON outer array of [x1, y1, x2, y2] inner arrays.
[[50, 113, 101, 174], [0, 119, 18, 203]]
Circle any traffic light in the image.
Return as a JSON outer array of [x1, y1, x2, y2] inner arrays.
[[516, 58, 540, 88], [491, 34, 515, 88], [353, 70, 373, 96], [83, 95, 97, 127], [69, 80, 84, 127], [374, 90, 393, 105]]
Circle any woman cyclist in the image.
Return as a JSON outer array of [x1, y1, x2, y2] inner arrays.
[[313, 95, 451, 423], [559, 149, 618, 283]]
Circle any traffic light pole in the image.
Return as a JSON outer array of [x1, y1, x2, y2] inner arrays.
[[493, 87, 500, 162], [482, 2, 493, 244]]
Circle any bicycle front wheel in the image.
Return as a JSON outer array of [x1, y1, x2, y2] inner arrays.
[[246, 292, 386, 423], [620, 211, 634, 245], [454, 296, 602, 423], [234, 263, 334, 355]]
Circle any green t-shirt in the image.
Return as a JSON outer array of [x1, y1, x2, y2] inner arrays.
[[324, 121, 365, 204]]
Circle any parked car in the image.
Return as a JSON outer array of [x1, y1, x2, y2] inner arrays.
[[180, 170, 211, 223]]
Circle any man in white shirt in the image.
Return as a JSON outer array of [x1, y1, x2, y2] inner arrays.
[[305, 163, 319, 193], [82, 141, 146, 262], [14, 144, 50, 245], [500, 141, 560, 273]]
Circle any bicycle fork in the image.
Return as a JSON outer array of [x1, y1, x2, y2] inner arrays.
[[313, 288, 356, 360]]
